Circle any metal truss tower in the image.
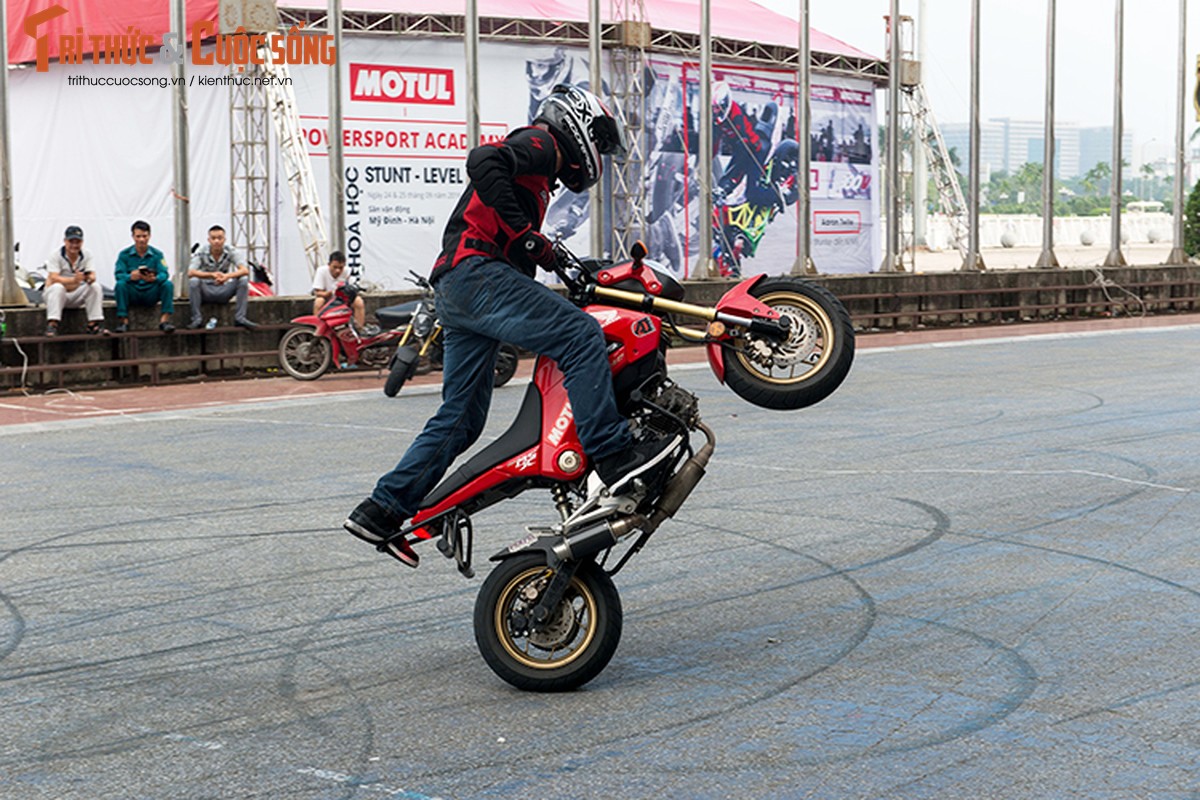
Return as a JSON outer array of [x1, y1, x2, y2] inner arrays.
[[230, 72, 272, 276], [608, 0, 650, 260]]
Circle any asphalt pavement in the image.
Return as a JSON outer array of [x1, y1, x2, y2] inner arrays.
[[2, 321, 1199, 799]]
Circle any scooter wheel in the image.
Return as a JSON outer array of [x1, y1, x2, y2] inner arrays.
[[278, 326, 332, 381], [474, 554, 622, 692]]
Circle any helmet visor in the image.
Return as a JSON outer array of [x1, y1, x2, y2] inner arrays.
[[591, 113, 627, 158]]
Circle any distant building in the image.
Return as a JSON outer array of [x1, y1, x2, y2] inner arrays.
[[942, 119, 1130, 180], [1078, 127, 1134, 180]]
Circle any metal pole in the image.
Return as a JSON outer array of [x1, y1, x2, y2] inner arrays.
[[0, 3, 26, 306], [1104, 0, 1127, 266], [328, 0, 344, 252], [880, 0, 903, 272], [912, 0, 928, 249], [170, 0, 191, 291], [1168, 0, 1189, 263], [698, 0, 715, 278], [963, 0, 985, 270], [465, 0, 480, 151], [1036, 0, 1060, 267], [791, 0, 815, 275], [588, 0, 603, 258]]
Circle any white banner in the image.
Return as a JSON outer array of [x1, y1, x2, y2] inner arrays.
[[9, 35, 880, 297]]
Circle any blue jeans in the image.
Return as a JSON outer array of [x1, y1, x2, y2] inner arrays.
[[371, 257, 632, 521]]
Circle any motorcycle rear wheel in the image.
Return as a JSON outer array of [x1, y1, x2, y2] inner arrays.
[[493, 343, 520, 388], [279, 327, 333, 381], [722, 277, 854, 410], [474, 554, 622, 692]]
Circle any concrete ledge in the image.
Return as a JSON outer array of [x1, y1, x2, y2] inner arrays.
[[2, 265, 1198, 390]]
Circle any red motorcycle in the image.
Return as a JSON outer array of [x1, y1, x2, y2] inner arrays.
[[385, 242, 855, 691], [278, 284, 406, 379], [279, 280, 520, 390]]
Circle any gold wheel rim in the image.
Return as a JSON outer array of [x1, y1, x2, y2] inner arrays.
[[733, 291, 835, 386], [494, 566, 598, 671]]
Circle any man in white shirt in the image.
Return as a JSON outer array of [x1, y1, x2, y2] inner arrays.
[[44, 225, 108, 336], [312, 250, 372, 333]]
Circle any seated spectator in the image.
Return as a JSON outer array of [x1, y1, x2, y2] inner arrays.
[[43, 225, 108, 336], [114, 220, 175, 333], [186, 225, 257, 330], [312, 250, 376, 334]]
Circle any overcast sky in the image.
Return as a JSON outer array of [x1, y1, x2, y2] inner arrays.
[[753, 0, 1195, 165]]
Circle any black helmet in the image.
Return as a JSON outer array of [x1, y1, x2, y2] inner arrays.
[[534, 84, 627, 192], [771, 139, 800, 180]]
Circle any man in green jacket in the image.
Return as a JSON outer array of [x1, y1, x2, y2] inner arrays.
[[114, 220, 175, 333]]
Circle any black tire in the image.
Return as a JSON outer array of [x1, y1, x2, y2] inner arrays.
[[278, 327, 332, 381], [383, 346, 418, 397], [722, 277, 854, 410], [493, 343, 520, 388], [474, 554, 622, 692]]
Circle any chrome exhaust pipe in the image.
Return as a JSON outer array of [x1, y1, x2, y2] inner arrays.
[[554, 421, 717, 560]]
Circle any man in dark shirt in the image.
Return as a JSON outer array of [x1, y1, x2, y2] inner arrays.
[[344, 84, 674, 568]]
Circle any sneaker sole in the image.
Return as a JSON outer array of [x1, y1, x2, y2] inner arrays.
[[344, 518, 420, 568], [344, 517, 384, 543]]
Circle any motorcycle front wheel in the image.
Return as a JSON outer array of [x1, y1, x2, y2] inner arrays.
[[278, 327, 333, 381], [474, 554, 622, 692], [722, 277, 855, 410], [493, 343, 520, 388], [383, 344, 420, 398]]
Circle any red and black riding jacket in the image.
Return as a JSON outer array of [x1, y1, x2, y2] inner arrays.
[[431, 126, 559, 283]]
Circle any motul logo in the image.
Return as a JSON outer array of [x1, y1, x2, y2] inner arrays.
[[546, 401, 574, 447], [350, 63, 455, 105]]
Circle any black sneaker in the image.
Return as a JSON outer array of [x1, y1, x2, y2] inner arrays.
[[344, 497, 419, 568], [594, 436, 680, 494], [234, 318, 258, 331]]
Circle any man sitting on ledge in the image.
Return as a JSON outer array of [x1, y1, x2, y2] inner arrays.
[[186, 225, 258, 330], [114, 220, 176, 333]]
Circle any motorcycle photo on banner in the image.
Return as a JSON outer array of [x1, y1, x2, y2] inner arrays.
[[642, 61, 879, 279]]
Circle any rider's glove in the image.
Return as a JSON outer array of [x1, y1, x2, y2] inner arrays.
[[516, 230, 557, 270]]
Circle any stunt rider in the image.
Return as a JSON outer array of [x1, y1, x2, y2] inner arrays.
[[345, 84, 676, 568]]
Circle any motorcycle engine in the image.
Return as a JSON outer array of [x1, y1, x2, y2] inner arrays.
[[639, 379, 700, 436], [359, 345, 393, 369]]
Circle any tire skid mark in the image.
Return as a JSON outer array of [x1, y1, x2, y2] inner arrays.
[[273, 588, 382, 800], [0, 588, 26, 662], [392, 496, 952, 784]]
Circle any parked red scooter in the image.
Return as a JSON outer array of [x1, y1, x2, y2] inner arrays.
[[381, 241, 855, 692], [279, 279, 520, 390], [278, 284, 405, 379]]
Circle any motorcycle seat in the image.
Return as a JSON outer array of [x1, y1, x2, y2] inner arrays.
[[420, 381, 543, 511], [375, 300, 420, 329]]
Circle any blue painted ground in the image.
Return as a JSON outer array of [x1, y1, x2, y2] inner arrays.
[[1, 323, 1198, 799]]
